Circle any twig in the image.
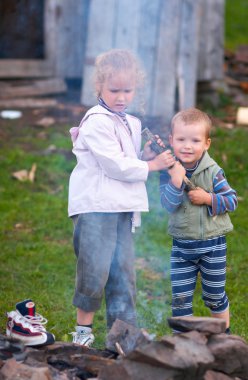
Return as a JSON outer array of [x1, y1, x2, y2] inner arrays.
[[115, 342, 125, 356]]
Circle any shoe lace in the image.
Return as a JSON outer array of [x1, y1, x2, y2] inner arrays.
[[25, 314, 48, 332], [70, 330, 90, 344], [8, 312, 48, 333]]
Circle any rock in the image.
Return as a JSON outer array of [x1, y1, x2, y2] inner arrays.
[[208, 334, 248, 380], [1, 358, 52, 380], [0, 334, 26, 362], [167, 316, 226, 334], [204, 369, 235, 380], [105, 319, 150, 355]]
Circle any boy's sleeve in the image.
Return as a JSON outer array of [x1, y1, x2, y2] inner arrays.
[[160, 171, 184, 213], [207, 170, 238, 216]]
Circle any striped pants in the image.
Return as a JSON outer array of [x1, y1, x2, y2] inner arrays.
[[171, 236, 229, 317]]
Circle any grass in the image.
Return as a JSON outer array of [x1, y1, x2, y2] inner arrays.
[[225, 0, 248, 51], [0, 113, 248, 347], [0, 1, 247, 348]]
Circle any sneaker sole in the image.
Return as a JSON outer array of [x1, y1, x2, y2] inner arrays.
[[6, 329, 55, 346], [73, 337, 95, 347]]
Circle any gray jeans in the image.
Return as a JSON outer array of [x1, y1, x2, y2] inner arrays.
[[72, 212, 136, 329]]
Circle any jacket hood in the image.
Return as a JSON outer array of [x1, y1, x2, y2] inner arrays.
[[69, 105, 139, 143], [194, 151, 216, 175], [70, 105, 113, 143]]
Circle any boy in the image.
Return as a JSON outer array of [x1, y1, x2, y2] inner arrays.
[[160, 108, 237, 333]]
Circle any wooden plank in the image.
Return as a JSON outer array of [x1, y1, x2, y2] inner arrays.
[[44, 0, 58, 70], [113, 0, 142, 113], [151, 0, 181, 121], [0, 78, 67, 99], [137, 1, 161, 116], [197, 0, 225, 80], [47, 0, 89, 78], [0, 98, 58, 108], [81, 0, 116, 106], [0, 59, 53, 78], [113, 0, 141, 51], [177, 0, 202, 110]]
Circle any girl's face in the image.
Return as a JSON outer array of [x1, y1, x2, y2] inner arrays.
[[99, 71, 136, 113], [169, 122, 211, 169]]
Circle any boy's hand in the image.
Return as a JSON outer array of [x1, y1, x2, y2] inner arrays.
[[168, 161, 186, 188], [188, 188, 212, 206]]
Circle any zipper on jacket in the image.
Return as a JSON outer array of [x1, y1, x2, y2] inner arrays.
[[199, 206, 204, 239]]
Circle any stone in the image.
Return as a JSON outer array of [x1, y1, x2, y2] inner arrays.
[[204, 370, 235, 380], [208, 334, 248, 380], [98, 359, 181, 380], [127, 330, 214, 378], [105, 319, 150, 355], [167, 316, 226, 334], [1, 358, 52, 380]]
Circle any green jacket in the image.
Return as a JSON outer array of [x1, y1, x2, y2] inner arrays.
[[168, 152, 233, 240]]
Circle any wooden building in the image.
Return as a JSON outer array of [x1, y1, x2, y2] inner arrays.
[[0, 0, 225, 122]]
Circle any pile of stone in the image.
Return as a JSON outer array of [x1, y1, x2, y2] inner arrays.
[[225, 45, 248, 110], [1, 316, 248, 380], [197, 45, 248, 127]]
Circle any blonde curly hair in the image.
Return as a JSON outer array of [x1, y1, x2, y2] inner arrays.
[[93, 49, 146, 112]]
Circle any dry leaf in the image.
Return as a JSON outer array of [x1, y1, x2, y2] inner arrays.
[[12, 163, 37, 182], [28, 163, 37, 182], [14, 223, 23, 229], [35, 117, 55, 127], [12, 169, 29, 181], [222, 153, 228, 163]]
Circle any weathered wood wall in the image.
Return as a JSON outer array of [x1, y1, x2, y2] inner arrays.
[[0, 0, 225, 120], [197, 0, 225, 81], [45, 0, 90, 78], [81, 0, 225, 121]]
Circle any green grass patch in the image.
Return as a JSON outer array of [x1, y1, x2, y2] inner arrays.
[[225, 0, 248, 51], [0, 119, 248, 347]]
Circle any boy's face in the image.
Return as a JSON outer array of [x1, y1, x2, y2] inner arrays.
[[99, 71, 135, 113], [169, 122, 211, 169]]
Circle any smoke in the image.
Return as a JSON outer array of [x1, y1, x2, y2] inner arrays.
[[134, 171, 172, 332]]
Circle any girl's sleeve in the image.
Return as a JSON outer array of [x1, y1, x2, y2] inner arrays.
[[160, 171, 185, 213], [81, 115, 148, 182], [207, 170, 238, 216]]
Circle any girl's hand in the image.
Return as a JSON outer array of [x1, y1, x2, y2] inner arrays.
[[168, 161, 186, 188], [147, 149, 175, 172], [142, 135, 166, 161], [188, 188, 212, 205]]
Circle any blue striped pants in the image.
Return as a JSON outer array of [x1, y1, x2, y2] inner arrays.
[[171, 236, 229, 317]]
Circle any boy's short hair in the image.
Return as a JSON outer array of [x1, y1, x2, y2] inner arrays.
[[171, 108, 212, 138]]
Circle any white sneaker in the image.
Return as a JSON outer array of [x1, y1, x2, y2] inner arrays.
[[6, 299, 55, 346], [71, 326, 95, 347]]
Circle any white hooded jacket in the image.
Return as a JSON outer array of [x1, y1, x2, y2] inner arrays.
[[68, 105, 149, 224]]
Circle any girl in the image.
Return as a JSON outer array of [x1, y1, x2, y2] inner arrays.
[[68, 49, 174, 346]]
